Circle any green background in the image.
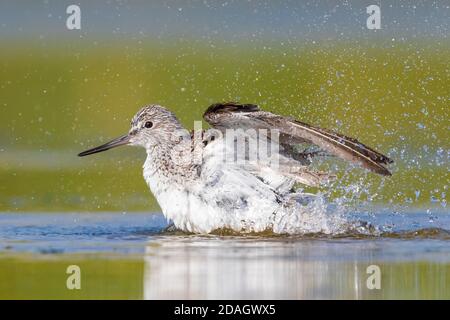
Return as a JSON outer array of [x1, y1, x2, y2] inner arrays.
[[1, 40, 448, 212]]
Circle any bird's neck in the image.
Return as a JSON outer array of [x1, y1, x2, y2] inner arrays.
[[143, 140, 198, 187]]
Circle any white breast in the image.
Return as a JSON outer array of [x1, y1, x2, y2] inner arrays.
[[142, 154, 224, 233], [142, 147, 281, 233]]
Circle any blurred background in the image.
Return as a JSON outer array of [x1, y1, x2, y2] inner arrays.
[[0, 0, 448, 212]]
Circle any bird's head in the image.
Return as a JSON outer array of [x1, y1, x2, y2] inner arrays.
[[78, 104, 186, 157]]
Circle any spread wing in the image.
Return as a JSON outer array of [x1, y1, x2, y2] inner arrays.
[[203, 102, 393, 176]]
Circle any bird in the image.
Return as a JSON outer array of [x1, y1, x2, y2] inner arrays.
[[78, 103, 393, 234]]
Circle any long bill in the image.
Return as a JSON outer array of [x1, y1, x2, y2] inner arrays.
[[78, 134, 130, 157]]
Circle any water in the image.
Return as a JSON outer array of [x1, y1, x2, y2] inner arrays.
[[1, 211, 449, 299]]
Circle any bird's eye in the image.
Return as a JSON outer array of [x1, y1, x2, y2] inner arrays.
[[144, 121, 153, 128]]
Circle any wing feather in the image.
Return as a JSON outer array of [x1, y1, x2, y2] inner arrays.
[[203, 102, 393, 176]]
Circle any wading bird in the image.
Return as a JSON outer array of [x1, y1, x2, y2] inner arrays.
[[79, 103, 392, 234]]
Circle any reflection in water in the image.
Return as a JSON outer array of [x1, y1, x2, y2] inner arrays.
[[143, 237, 450, 299], [0, 212, 449, 299]]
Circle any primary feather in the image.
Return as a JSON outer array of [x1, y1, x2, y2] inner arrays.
[[204, 102, 393, 176]]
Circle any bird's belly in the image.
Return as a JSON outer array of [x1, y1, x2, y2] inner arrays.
[[144, 170, 279, 233], [155, 189, 227, 233]]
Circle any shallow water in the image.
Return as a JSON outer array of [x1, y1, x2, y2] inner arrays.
[[0, 211, 449, 299]]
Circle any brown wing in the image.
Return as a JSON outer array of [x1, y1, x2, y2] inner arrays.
[[203, 102, 393, 176]]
